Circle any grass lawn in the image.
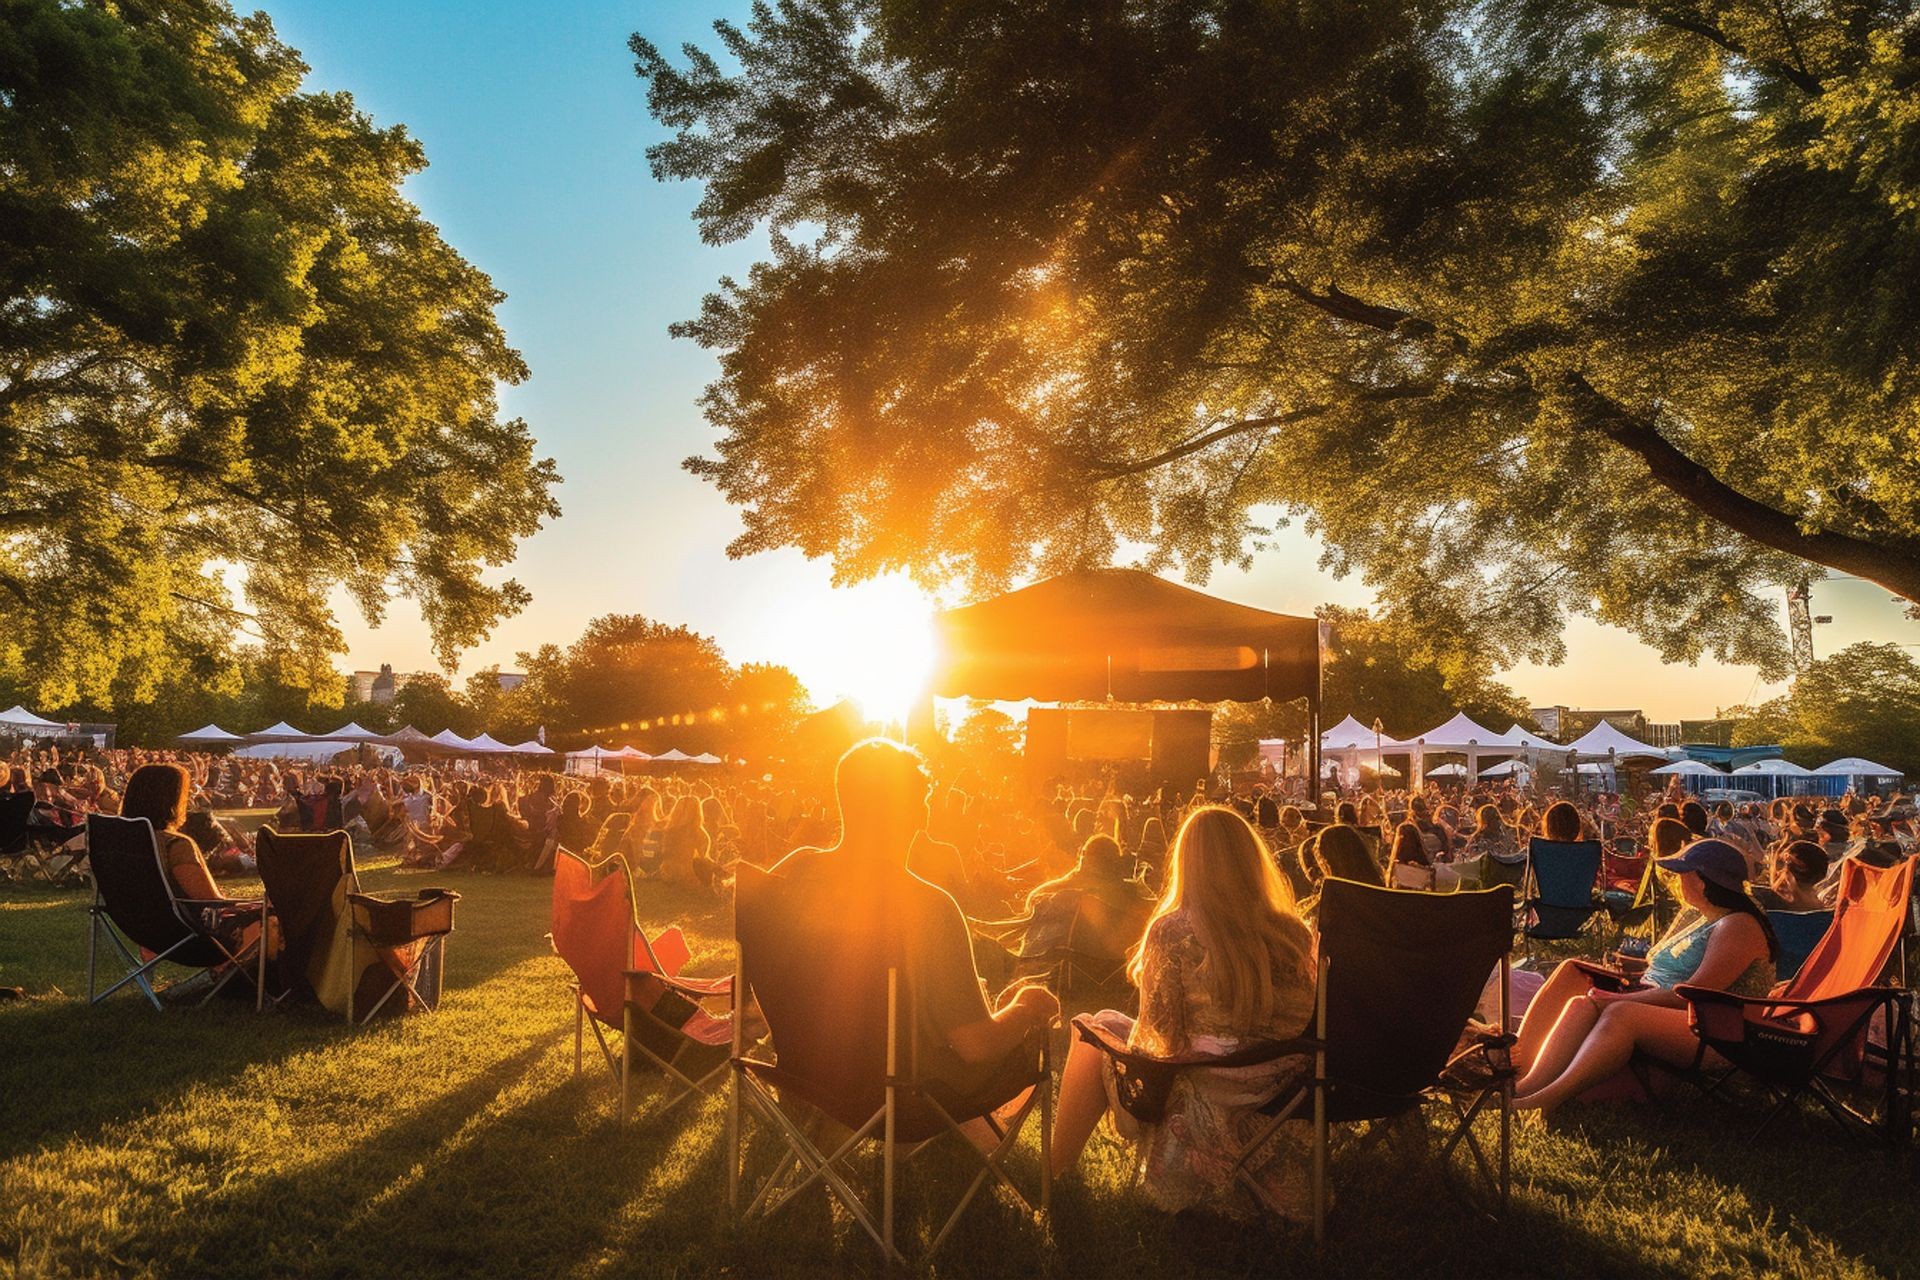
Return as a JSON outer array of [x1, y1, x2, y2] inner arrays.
[[3, 863, 1915, 1280]]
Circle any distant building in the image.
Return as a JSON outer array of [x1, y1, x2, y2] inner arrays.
[[349, 663, 422, 705], [1530, 707, 1655, 740], [349, 665, 521, 702]]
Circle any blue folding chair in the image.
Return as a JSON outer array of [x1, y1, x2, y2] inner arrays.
[[1766, 908, 1835, 981], [1522, 838, 1604, 962]]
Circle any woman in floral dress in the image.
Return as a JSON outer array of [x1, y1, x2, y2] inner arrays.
[[1049, 805, 1318, 1221]]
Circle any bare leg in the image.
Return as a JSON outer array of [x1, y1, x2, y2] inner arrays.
[[1512, 996, 1601, 1097], [1049, 1036, 1112, 1178], [1513, 961, 1600, 1072], [1515, 1004, 1699, 1116]]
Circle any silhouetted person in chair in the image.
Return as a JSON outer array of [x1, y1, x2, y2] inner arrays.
[[773, 739, 1058, 1124]]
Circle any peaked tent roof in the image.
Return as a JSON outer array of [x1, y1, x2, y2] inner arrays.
[[429, 729, 475, 749], [1734, 758, 1814, 775], [389, 725, 432, 742], [1425, 762, 1468, 776], [614, 746, 652, 759], [0, 705, 64, 729], [932, 568, 1322, 704], [1480, 724, 1563, 750], [508, 740, 553, 755], [252, 721, 308, 738], [1564, 720, 1667, 759], [1405, 712, 1505, 750], [1481, 759, 1530, 776], [1652, 759, 1725, 776], [177, 723, 243, 742], [1814, 757, 1905, 776], [565, 744, 617, 759], [321, 721, 382, 740], [690, 752, 723, 765], [466, 733, 514, 753], [652, 748, 693, 762], [1322, 716, 1381, 751]]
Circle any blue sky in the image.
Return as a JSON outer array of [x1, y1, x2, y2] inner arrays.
[[269, 0, 1919, 721]]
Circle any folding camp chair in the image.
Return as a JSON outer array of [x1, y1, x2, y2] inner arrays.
[[0, 791, 37, 882], [729, 864, 1052, 1263], [84, 814, 265, 1010], [1670, 856, 1916, 1146], [1766, 909, 1835, 982], [548, 848, 733, 1120], [1522, 838, 1605, 961], [1074, 879, 1517, 1246], [345, 886, 460, 1024], [256, 827, 357, 1008]]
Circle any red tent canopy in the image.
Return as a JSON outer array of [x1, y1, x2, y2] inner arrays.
[[930, 568, 1323, 705]]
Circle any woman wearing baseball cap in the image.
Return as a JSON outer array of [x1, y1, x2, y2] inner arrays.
[[1510, 838, 1777, 1117]]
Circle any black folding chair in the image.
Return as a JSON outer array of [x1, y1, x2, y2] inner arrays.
[[729, 864, 1051, 1263], [1074, 878, 1517, 1245], [1523, 838, 1605, 961], [85, 815, 265, 1010], [0, 791, 35, 880], [255, 828, 357, 1007]]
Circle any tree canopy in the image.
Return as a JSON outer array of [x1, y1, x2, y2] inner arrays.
[[1, 0, 560, 708], [1729, 642, 1920, 777], [635, 0, 1920, 680]]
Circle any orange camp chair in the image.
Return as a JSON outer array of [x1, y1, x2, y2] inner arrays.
[[1665, 856, 1915, 1144], [550, 847, 733, 1120]]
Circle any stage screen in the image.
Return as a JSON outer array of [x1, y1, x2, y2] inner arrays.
[[1065, 709, 1154, 761]]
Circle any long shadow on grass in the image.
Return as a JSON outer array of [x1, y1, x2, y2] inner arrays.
[[0, 997, 356, 1163], [123, 1036, 563, 1279], [1552, 1098, 1919, 1276]]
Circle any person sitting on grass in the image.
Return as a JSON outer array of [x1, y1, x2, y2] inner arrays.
[[1017, 833, 1154, 962], [1511, 839, 1776, 1116], [772, 739, 1059, 1147], [1050, 806, 1317, 1221], [1388, 820, 1458, 890]]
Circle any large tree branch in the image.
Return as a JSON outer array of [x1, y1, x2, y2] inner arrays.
[[1566, 371, 1920, 598], [1271, 277, 1421, 333], [1088, 382, 1441, 481], [1591, 0, 1824, 96], [1088, 406, 1331, 480]]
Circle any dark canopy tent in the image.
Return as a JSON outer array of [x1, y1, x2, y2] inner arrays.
[[928, 569, 1326, 791]]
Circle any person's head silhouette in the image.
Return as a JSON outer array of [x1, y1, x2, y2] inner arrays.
[[834, 738, 931, 860]]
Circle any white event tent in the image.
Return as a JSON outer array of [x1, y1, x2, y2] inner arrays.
[[1651, 759, 1724, 776], [0, 705, 65, 730], [1815, 757, 1904, 779], [1564, 721, 1668, 760], [176, 723, 244, 745]]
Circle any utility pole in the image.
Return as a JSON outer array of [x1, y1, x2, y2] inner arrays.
[[1786, 581, 1815, 674]]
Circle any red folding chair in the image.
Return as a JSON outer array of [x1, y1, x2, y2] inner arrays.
[[550, 848, 732, 1120]]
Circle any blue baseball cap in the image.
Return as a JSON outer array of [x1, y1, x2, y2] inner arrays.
[[1655, 838, 1749, 892]]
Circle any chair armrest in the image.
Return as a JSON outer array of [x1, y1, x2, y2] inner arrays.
[[1567, 959, 1643, 993], [1673, 983, 1904, 1016], [1069, 1012, 1319, 1071], [624, 968, 734, 1005]]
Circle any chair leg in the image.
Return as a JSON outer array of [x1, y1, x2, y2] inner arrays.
[[1039, 1043, 1054, 1228], [620, 1002, 632, 1124], [87, 903, 100, 1003], [574, 985, 584, 1078]]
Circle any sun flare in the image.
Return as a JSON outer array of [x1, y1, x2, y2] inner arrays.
[[779, 576, 937, 726]]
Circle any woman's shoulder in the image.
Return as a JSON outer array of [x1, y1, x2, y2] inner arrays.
[[1144, 908, 1199, 949]]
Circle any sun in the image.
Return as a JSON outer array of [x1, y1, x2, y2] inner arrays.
[[785, 576, 937, 725]]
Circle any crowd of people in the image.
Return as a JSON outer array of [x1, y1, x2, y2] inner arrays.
[[7, 735, 1914, 1224]]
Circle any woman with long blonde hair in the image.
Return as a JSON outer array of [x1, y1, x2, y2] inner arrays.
[[1049, 806, 1318, 1220]]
